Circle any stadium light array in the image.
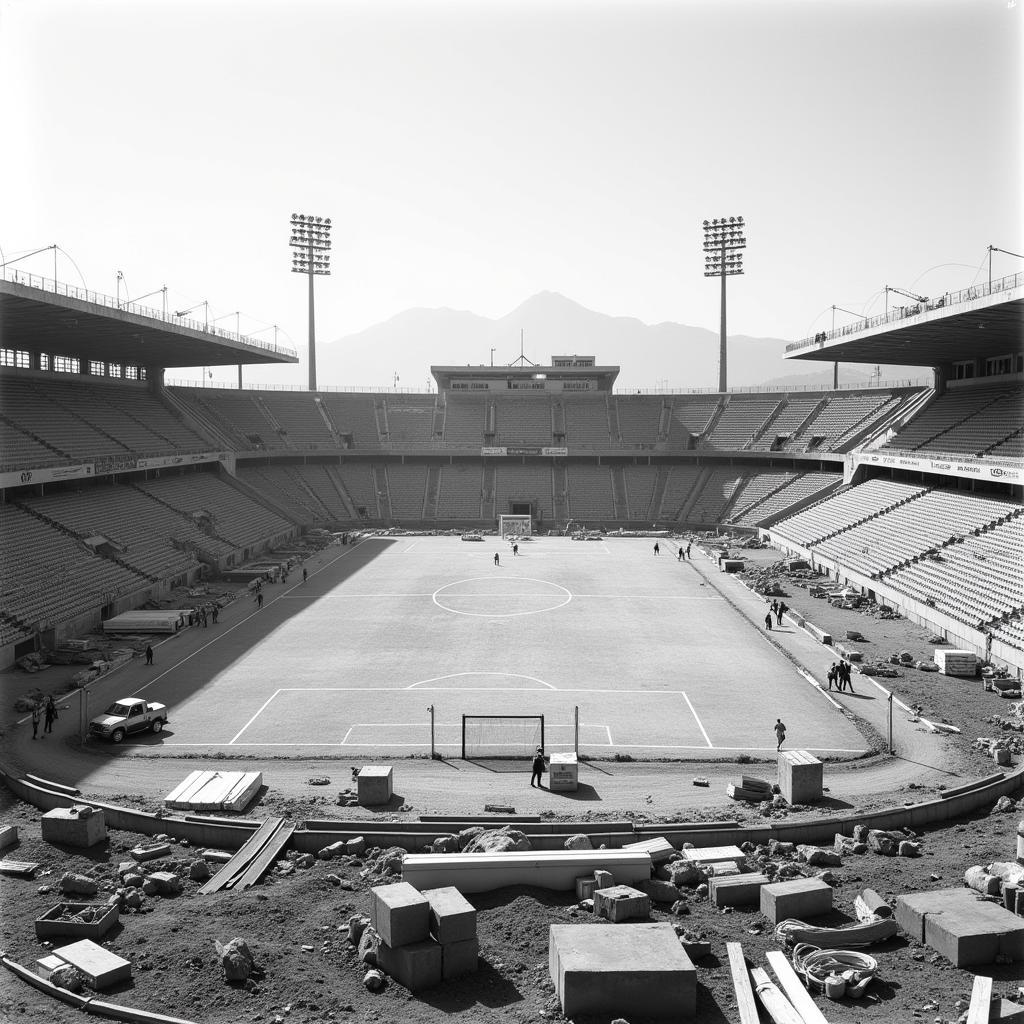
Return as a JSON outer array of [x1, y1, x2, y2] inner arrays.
[[703, 216, 747, 393], [289, 213, 332, 392]]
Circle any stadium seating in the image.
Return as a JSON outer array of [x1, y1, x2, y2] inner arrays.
[[702, 397, 782, 450], [0, 419, 62, 471], [442, 394, 487, 445], [729, 472, 840, 527], [236, 465, 334, 523], [623, 466, 658, 519], [437, 464, 485, 519], [796, 391, 903, 451], [658, 465, 703, 520], [495, 396, 554, 445], [615, 397, 664, 444], [318, 394, 381, 447], [494, 464, 554, 519], [386, 464, 429, 518], [748, 397, 825, 450], [563, 395, 611, 446], [334, 463, 380, 518], [383, 396, 437, 443], [171, 388, 285, 450], [566, 465, 614, 519], [685, 468, 747, 524]]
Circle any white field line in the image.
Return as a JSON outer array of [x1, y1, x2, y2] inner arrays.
[[682, 691, 713, 747], [229, 689, 282, 744], [158, 741, 869, 752]]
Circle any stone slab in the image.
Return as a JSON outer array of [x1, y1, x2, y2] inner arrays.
[[52, 939, 131, 989], [41, 807, 107, 849], [709, 873, 770, 907], [550, 922, 696, 1019], [680, 845, 745, 867], [422, 886, 476, 944], [760, 877, 833, 925], [376, 937, 442, 992], [778, 750, 823, 805], [576, 876, 598, 900], [441, 936, 479, 980], [594, 884, 651, 922], [402, 850, 651, 894], [357, 765, 394, 806], [371, 881, 430, 948], [0, 824, 18, 850], [623, 836, 675, 865], [33, 954, 68, 982]]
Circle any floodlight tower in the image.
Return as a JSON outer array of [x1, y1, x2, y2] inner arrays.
[[703, 216, 746, 393], [289, 213, 332, 392]]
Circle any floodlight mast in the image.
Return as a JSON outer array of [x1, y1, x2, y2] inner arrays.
[[703, 216, 746, 393], [289, 213, 332, 392]]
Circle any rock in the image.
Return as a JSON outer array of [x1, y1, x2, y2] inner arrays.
[[563, 834, 594, 851], [867, 830, 899, 856], [146, 871, 183, 895], [852, 843, 869, 855], [816, 870, 839, 884], [462, 826, 531, 854], [60, 872, 98, 896], [768, 840, 795, 857], [798, 845, 842, 867], [358, 925, 380, 965], [432, 834, 461, 854], [777, 863, 804, 880], [124, 889, 144, 909], [123, 873, 144, 888], [189, 860, 211, 882], [898, 841, 921, 858], [917, 661, 939, 672], [695, 883, 708, 899], [296, 854, 315, 869], [994, 796, 1016, 813], [987, 861, 1024, 886], [457, 827, 484, 850], [50, 964, 86, 992], [142, 879, 159, 896], [641, 879, 682, 903], [345, 837, 367, 857], [363, 968, 385, 992], [347, 914, 370, 945], [964, 865, 1002, 896], [852, 825, 868, 844], [216, 937, 254, 982], [668, 862, 702, 888]]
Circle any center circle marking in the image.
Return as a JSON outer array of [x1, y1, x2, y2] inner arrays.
[[432, 576, 572, 618]]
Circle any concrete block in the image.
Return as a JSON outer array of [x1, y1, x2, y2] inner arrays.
[[994, 997, 1024, 1023], [760, 877, 833, 925], [778, 750, 823, 805], [422, 886, 476, 944], [594, 869, 614, 888], [376, 937, 442, 991], [0, 824, 18, 850], [358, 765, 394, 806], [52, 939, 131, 989], [548, 752, 578, 792], [402, 851, 650, 895], [896, 887, 1024, 965], [709, 872, 770, 907], [576, 876, 597, 900], [594, 885, 651, 922], [33, 954, 68, 982], [131, 841, 171, 861], [640, 879, 681, 904], [680, 845, 745, 869], [623, 837, 675, 865], [41, 807, 107, 849], [550, 922, 696, 1019], [145, 871, 183, 895], [371, 882, 430, 948], [441, 936, 479, 980]]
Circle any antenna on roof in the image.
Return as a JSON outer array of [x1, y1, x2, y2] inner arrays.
[[509, 327, 537, 367]]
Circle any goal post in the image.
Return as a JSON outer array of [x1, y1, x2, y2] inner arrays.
[[499, 514, 533, 539], [462, 715, 545, 760]]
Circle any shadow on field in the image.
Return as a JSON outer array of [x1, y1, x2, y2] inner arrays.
[[552, 782, 601, 801]]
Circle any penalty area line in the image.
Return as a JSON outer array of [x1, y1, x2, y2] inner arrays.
[[682, 691, 713, 747]]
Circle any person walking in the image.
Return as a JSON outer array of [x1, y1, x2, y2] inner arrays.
[[257, 592, 264, 609], [212, 606, 219, 624], [494, 552, 500, 566], [145, 645, 154, 666], [653, 542, 660, 556], [530, 748, 547, 788], [512, 542, 519, 556], [303, 568, 308, 582], [827, 662, 838, 690], [764, 612, 773, 631], [677, 547, 683, 561], [686, 542, 692, 558], [44, 696, 58, 734], [771, 599, 779, 620], [31, 703, 41, 740], [777, 601, 787, 626], [842, 660, 855, 693], [774, 718, 787, 751]]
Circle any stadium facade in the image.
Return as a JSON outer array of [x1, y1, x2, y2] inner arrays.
[[0, 268, 1021, 672]]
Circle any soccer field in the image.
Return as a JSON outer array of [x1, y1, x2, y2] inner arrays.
[[136, 536, 868, 759]]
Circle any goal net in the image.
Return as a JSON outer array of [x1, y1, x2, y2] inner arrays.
[[499, 514, 533, 539], [462, 715, 544, 760]]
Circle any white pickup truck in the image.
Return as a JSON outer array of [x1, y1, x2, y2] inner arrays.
[[89, 698, 168, 743]]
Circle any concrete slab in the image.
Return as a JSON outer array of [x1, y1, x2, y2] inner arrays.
[[0, 824, 18, 850], [550, 922, 696, 1019], [422, 886, 476, 944], [760, 877, 833, 925], [358, 766, 394, 807], [376, 937, 442, 991], [623, 837, 675, 864], [680, 845, 745, 868], [895, 887, 983, 941], [441, 936, 479, 980], [52, 939, 131, 989], [576, 876, 598, 900], [402, 850, 651, 894], [594, 885, 651, 922], [371, 882, 430, 948], [41, 807, 106, 848], [709, 873, 770, 907], [778, 750, 823, 805]]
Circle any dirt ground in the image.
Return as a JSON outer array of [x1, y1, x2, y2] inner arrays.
[[2, 539, 1024, 1024]]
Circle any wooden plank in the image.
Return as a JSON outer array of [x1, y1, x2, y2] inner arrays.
[[766, 950, 830, 1024], [966, 974, 993, 1024], [197, 817, 282, 895], [725, 942, 760, 1024], [222, 772, 263, 812], [0, 860, 39, 877], [164, 770, 204, 807], [231, 823, 295, 891], [751, 965, 804, 1024], [25, 775, 80, 796]]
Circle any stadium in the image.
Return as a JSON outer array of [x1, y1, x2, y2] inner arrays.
[[1, 254, 1023, 1024]]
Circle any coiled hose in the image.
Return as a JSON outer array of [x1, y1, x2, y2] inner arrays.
[[791, 942, 878, 997]]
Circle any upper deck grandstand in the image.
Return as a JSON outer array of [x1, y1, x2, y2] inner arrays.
[[0, 265, 1021, 674]]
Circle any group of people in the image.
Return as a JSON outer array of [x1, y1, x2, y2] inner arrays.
[[827, 660, 856, 693], [764, 598, 789, 630], [188, 603, 219, 628], [676, 541, 693, 560], [30, 695, 59, 740]]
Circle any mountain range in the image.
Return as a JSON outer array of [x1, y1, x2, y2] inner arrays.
[[316, 291, 922, 392]]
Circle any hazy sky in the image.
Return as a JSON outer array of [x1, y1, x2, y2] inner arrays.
[[1, 0, 1019, 388]]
